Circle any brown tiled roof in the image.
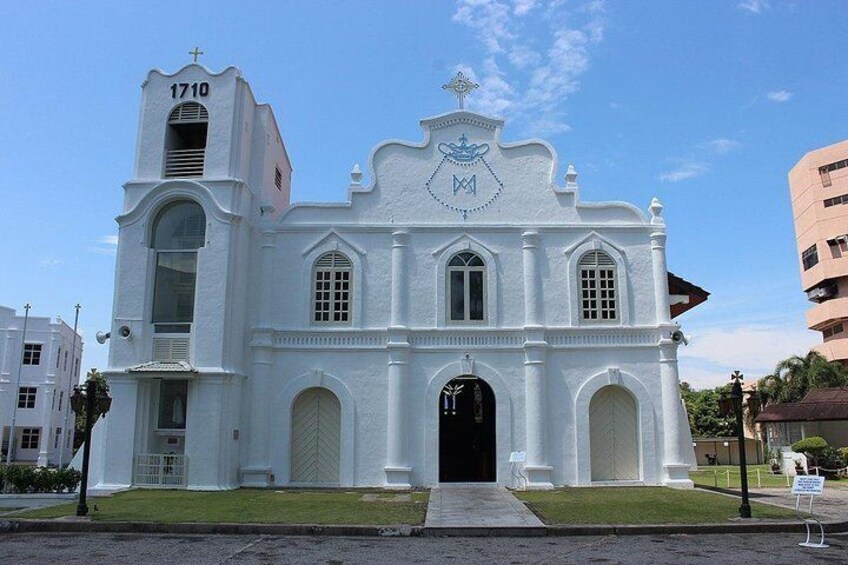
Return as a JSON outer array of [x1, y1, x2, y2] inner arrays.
[[754, 387, 848, 422], [667, 272, 710, 319]]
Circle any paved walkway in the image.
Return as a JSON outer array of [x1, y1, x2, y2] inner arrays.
[[748, 486, 848, 521], [424, 485, 543, 528]]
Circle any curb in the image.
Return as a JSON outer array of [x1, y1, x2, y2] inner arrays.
[[3, 518, 847, 537]]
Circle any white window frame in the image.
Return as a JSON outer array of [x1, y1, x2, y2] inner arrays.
[[18, 386, 36, 409], [579, 251, 618, 322], [432, 235, 499, 327], [446, 252, 487, 324], [565, 236, 630, 326], [312, 252, 353, 325], [23, 343, 42, 365], [20, 428, 40, 450]]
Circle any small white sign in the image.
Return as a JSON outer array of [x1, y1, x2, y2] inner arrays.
[[509, 451, 526, 463], [792, 475, 825, 495]]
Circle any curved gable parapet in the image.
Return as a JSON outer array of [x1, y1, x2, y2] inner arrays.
[[143, 64, 242, 86], [576, 200, 649, 224]]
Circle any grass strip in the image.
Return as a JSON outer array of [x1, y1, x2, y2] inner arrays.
[[515, 487, 797, 525], [14, 489, 429, 525]]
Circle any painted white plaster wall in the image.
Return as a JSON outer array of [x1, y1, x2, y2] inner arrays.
[[95, 64, 693, 491]]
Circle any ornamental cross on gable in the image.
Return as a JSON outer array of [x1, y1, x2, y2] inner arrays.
[[442, 71, 479, 110]]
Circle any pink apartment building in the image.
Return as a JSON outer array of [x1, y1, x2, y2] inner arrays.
[[790, 139, 848, 362]]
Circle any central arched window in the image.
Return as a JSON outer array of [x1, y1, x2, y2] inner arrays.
[[448, 252, 486, 323], [579, 251, 617, 321], [151, 200, 206, 333], [313, 252, 352, 324]]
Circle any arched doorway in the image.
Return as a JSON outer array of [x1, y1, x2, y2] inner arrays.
[[589, 385, 639, 481], [439, 376, 496, 482], [291, 387, 341, 484]]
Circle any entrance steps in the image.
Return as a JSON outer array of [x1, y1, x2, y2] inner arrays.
[[424, 485, 544, 531]]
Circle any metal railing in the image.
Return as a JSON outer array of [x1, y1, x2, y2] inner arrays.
[[133, 453, 187, 487]]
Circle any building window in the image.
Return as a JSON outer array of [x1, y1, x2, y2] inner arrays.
[[56, 347, 61, 368], [58, 391, 64, 411], [274, 166, 283, 190], [64, 350, 68, 371], [802, 244, 819, 271], [18, 387, 36, 409], [580, 251, 617, 321], [313, 252, 352, 323], [158, 380, 188, 430], [23, 343, 42, 365], [819, 159, 848, 188], [823, 193, 848, 207], [54, 427, 62, 449], [823, 323, 844, 339], [164, 102, 208, 178], [20, 428, 40, 450], [447, 252, 486, 323], [151, 201, 206, 333]]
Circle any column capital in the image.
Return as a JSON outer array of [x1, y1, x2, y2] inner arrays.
[[392, 230, 410, 246], [522, 230, 541, 248]]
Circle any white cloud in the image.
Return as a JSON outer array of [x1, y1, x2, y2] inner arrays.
[[659, 161, 708, 182], [99, 235, 119, 246], [680, 326, 819, 378], [39, 257, 63, 268], [705, 138, 742, 155], [89, 234, 119, 255], [452, 0, 605, 136], [737, 0, 769, 14], [766, 90, 793, 103]]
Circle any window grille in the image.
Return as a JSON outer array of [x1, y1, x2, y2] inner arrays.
[[313, 252, 352, 324], [23, 343, 42, 365], [20, 428, 40, 450], [168, 102, 209, 123], [580, 251, 617, 321], [447, 252, 486, 323], [18, 387, 36, 409], [165, 103, 208, 178], [275, 166, 283, 190]]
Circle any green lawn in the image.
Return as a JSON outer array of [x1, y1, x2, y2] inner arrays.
[[14, 489, 429, 525], [690, 464, 847, 489], [515, 487, 797, 525]]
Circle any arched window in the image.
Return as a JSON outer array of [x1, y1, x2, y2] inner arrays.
[[313, 252, 352, 324], [448, 252, 486, 323], [151, 201, 206, 333], [164, 102, 208, 178], [579, 251, 617, 321]]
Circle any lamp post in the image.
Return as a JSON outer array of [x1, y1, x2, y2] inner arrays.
[[719, 370, 751, 518], [70, 374, 112, 517]]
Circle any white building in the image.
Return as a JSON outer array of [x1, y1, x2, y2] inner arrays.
[[89, 64, 705, 491], [1, 306, 81, 466]]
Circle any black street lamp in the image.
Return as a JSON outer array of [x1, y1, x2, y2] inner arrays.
[[719, 370, 752, 518], [70, 376, 112, 517]]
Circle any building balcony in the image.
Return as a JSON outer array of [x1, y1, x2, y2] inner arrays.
[[164, 148, 205, 178], [801, 257, 848, 291], [807, 296, 848, 330], [813, 336, 848, 363]]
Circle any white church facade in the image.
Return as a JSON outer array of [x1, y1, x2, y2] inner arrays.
[[89, 63, 705, 491]]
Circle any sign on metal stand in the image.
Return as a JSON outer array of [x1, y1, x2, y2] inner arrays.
[[509, 451, 527, 490], [792, 475, 828, 548]]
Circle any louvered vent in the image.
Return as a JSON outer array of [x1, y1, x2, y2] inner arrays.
[[169, 103, 209, 123], [153, 337, 190, 362], [580, 251, 615, 267], [315, 252, 352, 269]]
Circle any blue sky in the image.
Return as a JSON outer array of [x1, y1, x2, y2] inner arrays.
[[1, 0, 842, 388]]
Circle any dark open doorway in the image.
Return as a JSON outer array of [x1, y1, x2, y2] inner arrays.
[[439, 376, 496, 482]]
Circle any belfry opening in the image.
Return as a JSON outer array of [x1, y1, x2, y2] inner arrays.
[[438, 376, 496, 482]]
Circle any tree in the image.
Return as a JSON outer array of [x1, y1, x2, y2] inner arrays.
[[681, 382, 738, 437], [757, 351, 848, 408], [72, 369, 110, 451]]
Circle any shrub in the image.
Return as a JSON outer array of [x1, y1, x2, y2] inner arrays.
[[791, 436, 829, 464], [816, 447, 846, 478], [839, 447, 848, 466], [1, 466, 81, 493]]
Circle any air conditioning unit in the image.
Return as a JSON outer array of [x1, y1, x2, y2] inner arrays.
[[807, 284, 836, 302]]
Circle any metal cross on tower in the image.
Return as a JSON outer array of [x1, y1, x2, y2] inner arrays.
[[442, 71, 479, 110], [189, 47, 204, 63]]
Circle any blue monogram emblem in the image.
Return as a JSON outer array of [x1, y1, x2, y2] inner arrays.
[[453, 175, 476, 195], [425, 133, 504, 220]]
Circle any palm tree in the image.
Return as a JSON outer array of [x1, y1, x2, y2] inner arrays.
[[757, 351, 848, 408]]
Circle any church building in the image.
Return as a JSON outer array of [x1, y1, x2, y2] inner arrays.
[[88, 63, 705, 491]]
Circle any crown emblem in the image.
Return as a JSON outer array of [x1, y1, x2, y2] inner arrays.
[[438, 134, 490, 163]]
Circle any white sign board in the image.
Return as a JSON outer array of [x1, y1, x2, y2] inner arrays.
[[792, 475, 825, 495], [509, 451, 526, 463]]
